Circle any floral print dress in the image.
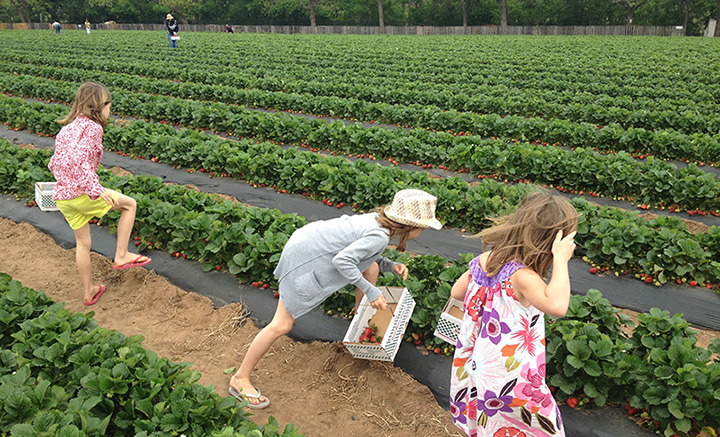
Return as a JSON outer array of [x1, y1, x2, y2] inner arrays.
[[450, 257, 565, 437]]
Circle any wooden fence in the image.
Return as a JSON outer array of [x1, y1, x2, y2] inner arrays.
[[0, 22, 686, 36]]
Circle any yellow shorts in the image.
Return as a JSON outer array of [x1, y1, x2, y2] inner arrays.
[[56, 189, 121, 230]]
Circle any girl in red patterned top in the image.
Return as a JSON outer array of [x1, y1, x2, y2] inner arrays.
[[49, 82, 151, 306]]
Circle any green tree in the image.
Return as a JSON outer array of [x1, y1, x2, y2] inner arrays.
[[611, 0, 647, 24]]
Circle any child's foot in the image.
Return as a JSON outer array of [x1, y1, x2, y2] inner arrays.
[[112, 254, 151, 270], [229, 375, 268, 407], [84, 284, 106, 305]]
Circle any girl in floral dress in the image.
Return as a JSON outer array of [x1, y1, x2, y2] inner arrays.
[[449, 192, 578, 437]]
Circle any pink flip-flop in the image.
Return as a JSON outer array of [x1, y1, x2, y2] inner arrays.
[[84, 284, 106, 306], [112, 255, 152, 270]]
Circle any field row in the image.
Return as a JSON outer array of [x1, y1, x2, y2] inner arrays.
[[3, 52, 719, 138], [2, 99, 719, 290]]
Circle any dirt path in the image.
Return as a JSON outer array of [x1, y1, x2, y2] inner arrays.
[[0, 218, 461, 437]]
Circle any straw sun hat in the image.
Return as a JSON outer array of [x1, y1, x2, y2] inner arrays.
[[384, 189, 442, 230], [166, 14, 173, 20]]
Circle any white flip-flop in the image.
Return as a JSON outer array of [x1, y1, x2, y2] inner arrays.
[[228, 386, 270, 409]]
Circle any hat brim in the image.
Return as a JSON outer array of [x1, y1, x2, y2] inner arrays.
[[384, 207, 443, 230]]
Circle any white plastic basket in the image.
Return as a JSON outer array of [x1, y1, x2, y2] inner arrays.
[[433, 297, 463, 345], [170, 35, 180, 40], [343, 286, 415, 362], [34, 182, 59, 212]]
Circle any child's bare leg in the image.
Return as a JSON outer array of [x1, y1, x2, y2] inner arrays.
[[230, 298, 295, 405], [110, 193, 148, 266], [73, 224, 96, 303], [354, 262, 379, 313]]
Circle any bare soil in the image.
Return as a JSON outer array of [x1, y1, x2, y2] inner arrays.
[[0, 218, 461, 437]]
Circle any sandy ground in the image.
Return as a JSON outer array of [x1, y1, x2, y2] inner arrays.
[[0, 218, 462, 437]]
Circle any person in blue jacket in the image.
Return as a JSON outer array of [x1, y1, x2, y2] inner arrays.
[[228, 189, 442, 409]]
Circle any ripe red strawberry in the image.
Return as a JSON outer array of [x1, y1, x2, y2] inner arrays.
[[216, 265, 221, 271], [134, 236, 140, 241], [263, 283, 269, 289], [590, 267, 598, 274], [134, 242, 140, 247], [627, 407, 639, 415], [675, 278, 682, 285], [365, 328, 374, 336], [252, 282, 259, 288], [182, 254, 187, 259], [434, 347, 442, 354], [273, 293, 279, 298], [645, 276, 653, 284], [566, 397, 578, 408], [690, 280, 697, 287]]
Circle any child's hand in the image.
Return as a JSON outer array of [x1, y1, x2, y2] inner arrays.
[[99, 191, 118, 207], [393, 263, 409, 280], [370, 295, 388, 311], [552, 230, 576, 264]]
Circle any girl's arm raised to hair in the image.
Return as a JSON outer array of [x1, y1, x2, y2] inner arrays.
[[512, 230, 576, 318], [451, 270, 470, 301]]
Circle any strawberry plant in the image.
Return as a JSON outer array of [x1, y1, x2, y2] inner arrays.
[[0, 274, 303, 436]]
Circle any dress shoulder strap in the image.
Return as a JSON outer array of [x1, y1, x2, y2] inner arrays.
[[468, 256, 525, 288]]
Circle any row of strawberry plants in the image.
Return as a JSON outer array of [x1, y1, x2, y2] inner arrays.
[[546, 289, 720, 437], [0, 138, 486, 354], [1, 142, 719, 435], [0, 139, 307, 287], [2, 108, 719, 291], [3, 60, 720, 166], [2, 76, 720, 217], [10, 33, 718, 104], [102, 123, 720, 289], [0, 273, 303, 436], [4, 52, 720, 137]]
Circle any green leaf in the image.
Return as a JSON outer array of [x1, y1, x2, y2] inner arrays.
[[223, 367, 236, 374], [653, 366, 674, 380], [667, 399, 684, 419], [583, 382, 599, 398], [674, 418, 691, 433], [566, 355, 584, 370], [583, 360, 602, 377]]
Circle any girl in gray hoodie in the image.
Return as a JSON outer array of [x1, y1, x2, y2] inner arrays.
[[229, 189, 442, 409]]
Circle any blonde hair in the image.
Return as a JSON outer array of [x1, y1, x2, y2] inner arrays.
[[479, 192, 578, 279], [374, 208, 420, 252], [58, 82, 112, 128]]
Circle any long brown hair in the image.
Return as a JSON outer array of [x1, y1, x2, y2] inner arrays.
[[478, 192, 578, 279], [57, 82, 112, 128], [374, 208, 420, 252]]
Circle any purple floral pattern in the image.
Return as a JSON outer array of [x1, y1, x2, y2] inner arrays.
[[450, 257, 565, 436]]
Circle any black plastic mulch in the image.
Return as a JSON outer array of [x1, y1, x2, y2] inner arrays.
[[3, 125, 718, 331]]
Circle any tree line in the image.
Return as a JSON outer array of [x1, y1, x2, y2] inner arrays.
[[2, 0, 719, 36]]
